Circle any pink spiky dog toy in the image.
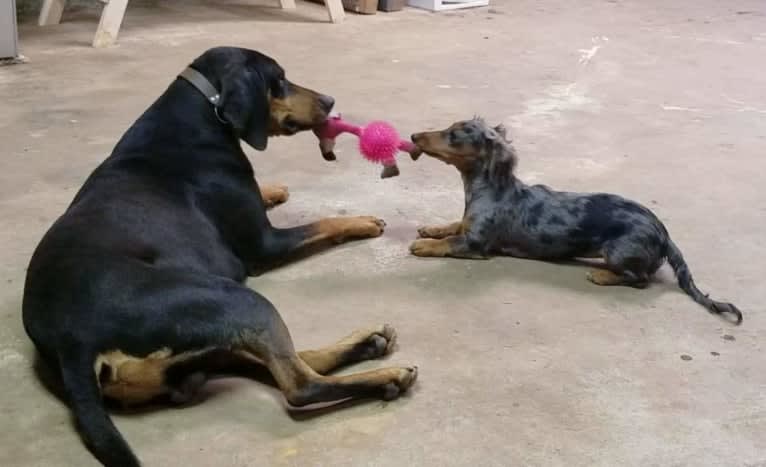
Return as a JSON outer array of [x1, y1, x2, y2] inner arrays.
[[313, 115, 421, 178]]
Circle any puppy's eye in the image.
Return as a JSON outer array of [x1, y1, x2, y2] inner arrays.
[[447, 130, 458, 143], [273, 78, 288, 96]]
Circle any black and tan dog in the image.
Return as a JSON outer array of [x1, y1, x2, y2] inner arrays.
[[22, 47, 417, 467], [409, 117, 742, 324]]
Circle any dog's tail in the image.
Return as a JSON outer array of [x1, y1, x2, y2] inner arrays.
[[665, 238, 742, 324], [59, 354, 141, 467]]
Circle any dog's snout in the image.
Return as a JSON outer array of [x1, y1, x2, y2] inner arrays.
[[409, 133, 424, 160], [318, 95, 335, 113]]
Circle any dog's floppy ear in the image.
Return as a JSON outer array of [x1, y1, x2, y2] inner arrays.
[[220, 69, 270, 151], [493, 124, 508, 140], [486, 124, 516, 188]]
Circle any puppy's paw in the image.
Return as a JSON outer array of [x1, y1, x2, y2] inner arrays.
[[417, 226, 435, 238], [409, 238, 449, 257], [417, 226, 447, 239], [417, 221, 462, 239], [587, 269, 623, 286]]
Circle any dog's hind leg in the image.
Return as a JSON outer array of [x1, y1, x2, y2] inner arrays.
[[134, 273, 416, 408], [586, 269, 648, 288], [163, 325, 399, 390], [234, 305, 415, 406], [587, 243, 653, 288], [298, 324, 397, 375], [272, 357, 417, 407]]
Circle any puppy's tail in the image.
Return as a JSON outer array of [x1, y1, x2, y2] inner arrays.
[[665, 238, 742, 324], [59, 354, 141, 467]]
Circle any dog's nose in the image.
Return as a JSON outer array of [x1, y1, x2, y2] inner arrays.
[[318, 95, 335, 113], [410, 133, 419, 142]]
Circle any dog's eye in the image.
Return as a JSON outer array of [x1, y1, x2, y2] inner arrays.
[[273, 79, 288, 96], [447, 130, 458, 143]]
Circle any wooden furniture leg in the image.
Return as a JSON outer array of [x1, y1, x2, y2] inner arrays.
[[92, 0, 129, 48], [41, 0, 343, 49], [324, 0, 345, 23], [38, 0, 66, 26], [292, 0, 345, 23]]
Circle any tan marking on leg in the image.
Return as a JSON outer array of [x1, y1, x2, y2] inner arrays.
[[299, 324, 396, 374], [587, 269, 627, 286], [324, 366, 417, 402], [417, 221, 463, 239], [94, 348, 208, 406], [409, 237, 453, 257], [230, 311, 416, 406], [267, 355, 417, 407], [299, 216, 385, 247], [260, 184, 290, 208]]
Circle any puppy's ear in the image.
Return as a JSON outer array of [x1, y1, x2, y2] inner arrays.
[[493, 124, 508, 141], [482, 126, 499, 141], [221, 69, 270, 151], [487, 141, 517, 188]]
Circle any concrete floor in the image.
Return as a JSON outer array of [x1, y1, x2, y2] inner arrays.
[[2, 0, 765, 466]]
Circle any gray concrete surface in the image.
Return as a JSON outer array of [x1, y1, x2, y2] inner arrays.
[[1, 1, 765, 466]]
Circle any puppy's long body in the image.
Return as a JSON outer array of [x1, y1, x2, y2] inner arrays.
[[23, 47, 416, 467], [410, 118, 742, 324]]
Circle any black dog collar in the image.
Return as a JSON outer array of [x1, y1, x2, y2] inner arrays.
[[178, 67, 227, 123]]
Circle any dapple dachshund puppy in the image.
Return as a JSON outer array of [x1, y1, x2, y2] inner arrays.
[[23, 47, 417, 467], [409, 117, 742, 324]]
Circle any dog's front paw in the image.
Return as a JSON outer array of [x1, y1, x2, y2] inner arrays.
[[261, 184, 290, 208], [409, 238, 449, 257], [337, 216, 386, 241], [417, 225, 447, 239], [417, 221, 461, 239]]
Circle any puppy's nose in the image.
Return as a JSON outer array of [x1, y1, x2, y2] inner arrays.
[[410, 133, 419, 142], [318, 95, 335, 113]]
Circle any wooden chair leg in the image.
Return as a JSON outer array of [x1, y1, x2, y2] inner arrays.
[[324, 0, 345, 23], [39, 0, 66, 26], [92, 0, 129, 48]]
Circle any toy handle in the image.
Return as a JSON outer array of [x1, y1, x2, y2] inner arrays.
[[397, 140, 422, 160], [319, 115, 362, 139]]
